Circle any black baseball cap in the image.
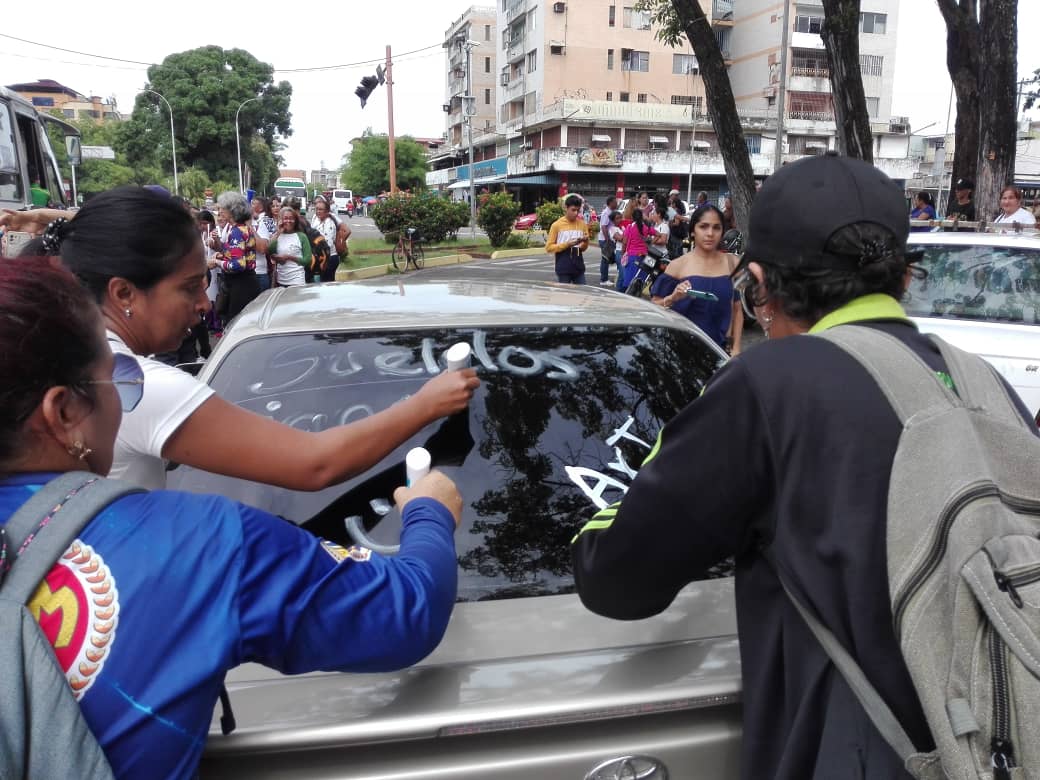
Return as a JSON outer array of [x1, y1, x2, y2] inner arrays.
[[742, 152, 909, 270], [955, 178, 974, 190]]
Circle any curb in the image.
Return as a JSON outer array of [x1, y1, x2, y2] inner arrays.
[[335, 254, 476, 281], [489, 248, 549, 260]]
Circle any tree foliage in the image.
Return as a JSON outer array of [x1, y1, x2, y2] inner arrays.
[[341, 132, 429, 195], [477, 191, 521, 247], [535, 200, 564, 231], [121, 46, 292, 191], [370, 192, 470, 243]]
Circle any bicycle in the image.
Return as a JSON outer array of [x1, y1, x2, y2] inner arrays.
[[392, 228, 425, 271]]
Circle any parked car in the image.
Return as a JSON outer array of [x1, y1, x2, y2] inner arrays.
[[513, 212, 539, 230], [906, 230, 1040, 414], [172, 279, 740, 779]]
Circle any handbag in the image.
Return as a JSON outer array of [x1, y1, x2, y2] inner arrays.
[[646, 243, 668, 261]]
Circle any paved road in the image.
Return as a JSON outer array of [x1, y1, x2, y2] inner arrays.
[[339, 215, 488, 241]]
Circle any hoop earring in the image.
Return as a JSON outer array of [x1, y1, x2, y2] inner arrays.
[[67, 441, 93, 461]]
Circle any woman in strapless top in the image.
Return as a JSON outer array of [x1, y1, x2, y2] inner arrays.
[[650, 203, 743, 353]]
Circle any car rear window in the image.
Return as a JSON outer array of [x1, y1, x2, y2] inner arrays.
[[906, 243, 1040, 324], [169, 325, 724, 601], [333, 190, 349, 198]]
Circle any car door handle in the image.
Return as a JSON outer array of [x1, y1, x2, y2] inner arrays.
[[585, 754, 668, 780]]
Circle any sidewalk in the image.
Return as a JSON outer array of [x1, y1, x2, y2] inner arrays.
[[334, 252, 478, 281]]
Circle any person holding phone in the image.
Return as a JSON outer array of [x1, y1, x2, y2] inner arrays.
[[545, 194, 589, 284]]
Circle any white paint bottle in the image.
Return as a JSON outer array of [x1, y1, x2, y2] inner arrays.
[[405, 446, 432, 487]]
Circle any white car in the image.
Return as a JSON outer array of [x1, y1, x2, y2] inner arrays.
[[906, 230, 1040, 415]]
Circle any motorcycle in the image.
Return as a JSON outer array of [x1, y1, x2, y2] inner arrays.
[[625, 243, 671, 298]]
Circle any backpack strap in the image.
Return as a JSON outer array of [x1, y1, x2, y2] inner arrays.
[[1, 472, 142, 604], [761, 547, 919, 762], [815, 325, 961, 425], [926, 335, 1026, 430]]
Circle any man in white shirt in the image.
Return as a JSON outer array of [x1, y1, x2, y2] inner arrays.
[[597, 196, 617, 287], [252, 196, 277, 291]]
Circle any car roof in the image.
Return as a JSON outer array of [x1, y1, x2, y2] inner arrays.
[[222, 277, 707, 346], [908, 231, 1040, 248]]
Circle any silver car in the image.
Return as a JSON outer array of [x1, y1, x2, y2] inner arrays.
[[171, 279, 742, 779], [906, 230, 1040, 415]]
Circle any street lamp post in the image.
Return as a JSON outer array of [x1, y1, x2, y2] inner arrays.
[[141, 89, 178, 195], [235, 97, 261, 194]]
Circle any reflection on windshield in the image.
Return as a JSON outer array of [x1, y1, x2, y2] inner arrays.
[[170, 326, 724, 601], [906, 244, 1040, 323]]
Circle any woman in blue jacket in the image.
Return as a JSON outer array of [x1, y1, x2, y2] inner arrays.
[[0, 258, 462, 780]]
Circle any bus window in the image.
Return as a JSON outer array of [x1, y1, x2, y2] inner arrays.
[[0, 104, 23, 202]]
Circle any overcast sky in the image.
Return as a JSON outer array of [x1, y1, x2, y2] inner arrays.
[[2, 0, 1037, 173]]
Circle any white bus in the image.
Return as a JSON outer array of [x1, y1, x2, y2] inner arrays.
[[331, 188, 353, 215], [273, 177, 307, 204]]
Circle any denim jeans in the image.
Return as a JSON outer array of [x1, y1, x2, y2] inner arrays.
[[598, 239, 613, 282], [556, 272, 587, 284]]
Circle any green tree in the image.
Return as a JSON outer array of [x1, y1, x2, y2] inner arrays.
[[341, 132, 428, 194], [477, 191, 521, 247], [122, 46, 292, 187]]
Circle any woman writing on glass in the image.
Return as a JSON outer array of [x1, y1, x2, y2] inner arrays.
[[5, 186, 479, 492]]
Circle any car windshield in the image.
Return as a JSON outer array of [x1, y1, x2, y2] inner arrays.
[[905, 243, 1040, 324], [170, 324, 725, 601]]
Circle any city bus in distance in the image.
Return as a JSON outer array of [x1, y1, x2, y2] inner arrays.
[[273, 177, 306, 203], [332, 188, 353, 215]]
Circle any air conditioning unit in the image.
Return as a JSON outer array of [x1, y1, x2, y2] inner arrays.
[[889, 121, 909, 134], [553, 2, 566, 11], [442, 103, 451, 113], [500, 72, 509, 86], [550, 42, 565, 55]]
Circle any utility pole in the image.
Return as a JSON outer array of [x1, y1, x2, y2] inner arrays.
[[773, 0, 791, 173], [386, 46, 397, 194], [464, 38, 478, 239]]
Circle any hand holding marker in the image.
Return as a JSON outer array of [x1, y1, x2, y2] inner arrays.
[[345, 343, 474, 553]]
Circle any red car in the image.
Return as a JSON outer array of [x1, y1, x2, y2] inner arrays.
[[514, 213, 539, 230]]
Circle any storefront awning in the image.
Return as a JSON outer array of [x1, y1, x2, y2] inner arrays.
[[505, 174, 559, 186], [475, 174, 507, 184], [447, 179, 471, 189], [591, 134, 613, 143], [691, 140, 711, 150], [649, 135, 671, 145]]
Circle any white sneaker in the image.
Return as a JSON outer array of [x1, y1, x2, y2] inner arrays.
[[599, 280, 613, 287]]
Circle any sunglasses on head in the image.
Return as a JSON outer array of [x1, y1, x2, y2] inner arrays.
[[83, 353, 145, 413]]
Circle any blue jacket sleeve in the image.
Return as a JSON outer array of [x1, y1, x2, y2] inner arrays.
[[233, 497, 458, 674]]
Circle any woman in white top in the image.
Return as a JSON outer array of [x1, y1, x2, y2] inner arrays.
[[17, 186, 479, 491], [268, 207, 311, 287], [993, 185, 1036, 230]]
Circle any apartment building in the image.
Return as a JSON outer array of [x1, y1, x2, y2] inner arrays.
[[8, 79, 124, 122], [440, 8, 499, 153], [427, 0, 917, 208]]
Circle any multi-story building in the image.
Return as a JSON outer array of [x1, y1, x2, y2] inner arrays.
[[436, 6, 499, 181], [7, 80, 124, 122], [310, 167, 340, 190], [427, 0, 917, 209]]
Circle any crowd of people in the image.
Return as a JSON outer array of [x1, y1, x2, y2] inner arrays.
[[1, 157, 1040, 778], [910, 179, 1038, 230]]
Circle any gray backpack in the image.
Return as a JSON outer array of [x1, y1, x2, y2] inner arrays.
[[773, 326, 1040, 780], [0, 472, 141, 780]]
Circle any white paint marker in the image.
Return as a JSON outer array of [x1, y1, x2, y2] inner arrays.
[[445, 342, 472, 371], [405, 446, 432, 487]]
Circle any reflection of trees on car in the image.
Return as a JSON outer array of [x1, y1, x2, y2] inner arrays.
[[907, 246, 1040, 323], [459, 328, 724, 595]]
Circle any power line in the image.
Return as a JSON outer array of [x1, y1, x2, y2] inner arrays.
[[0, 33, 443, 75]]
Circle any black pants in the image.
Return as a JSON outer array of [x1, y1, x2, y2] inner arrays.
[[224, 271, 262, 321], [320, 254, 340, 282]]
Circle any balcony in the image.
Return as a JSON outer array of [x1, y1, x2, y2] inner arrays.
[[789, 74, 832, 93], [712, 0, 734, 25], [506, 0, 527, 24], [788, 110, 834, 122]]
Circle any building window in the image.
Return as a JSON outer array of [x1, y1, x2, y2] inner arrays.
[[620, 49, 649, 72], [62, 108, 75, 118], [622, 6, 651, 29], [527, 49, 537, 73], [714, 27, 731, 54], [78, 109, 100, 119], [485, 88, 492, 105], [31, 96, 55, 107], [866, 96, 880, 117], [791, 49, 829, 77], [607, 91, 613, 101], [619, 92, 630, 102], [745, 135, 762, 154], [103, 111, 119, 120], [637, 93, 647, 103], [525, 91, 537, 115], [860, 12, 887, 34], [672, 54, 699, 75], [607, 48, 614, 70], [485, 24, 491, 41], [670, 95, 704, 112], [608, 4, 615, 26], [484, 56, 490, 73], [859, 54, 883, 77], [793, 13, 823, 34]]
